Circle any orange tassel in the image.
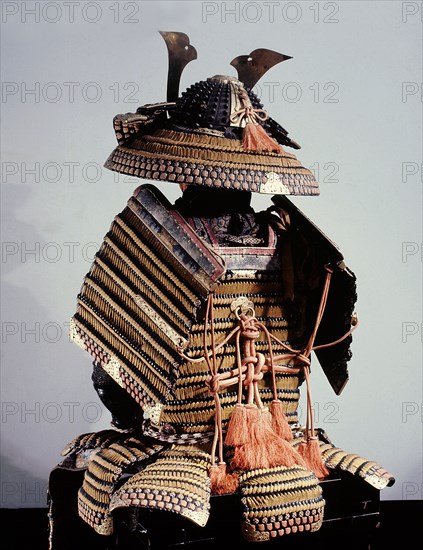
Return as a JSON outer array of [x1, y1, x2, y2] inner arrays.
[[230, 407, 305, 471], [298, 437, 329, 479], [255, 407, 272, 442], [270, 400, 293, 441], [260, 408, 305, 468], [225, 404, 248, 446], [242, 122, 281, 153], [254, 408, 275, 468], [258, 409, 305, 468], [209, 463, 239, 495], [231, 439, 267, 471], [271, 438, 306, 469], [230, 406, 267, 470], [245, 405, 269, 468]]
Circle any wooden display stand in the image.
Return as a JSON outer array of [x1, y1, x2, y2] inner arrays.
[[48, 468, 381, 550], [112, 472, 381, 550]]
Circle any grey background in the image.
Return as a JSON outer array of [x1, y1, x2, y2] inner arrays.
[[1, 0, 421, 508]]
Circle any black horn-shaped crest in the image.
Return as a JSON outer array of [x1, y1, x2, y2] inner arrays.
[[231, 49, 292, 89], [159, 31, 197, 102]]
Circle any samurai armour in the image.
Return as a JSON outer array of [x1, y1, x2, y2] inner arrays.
[[49, 185, 394, 544]]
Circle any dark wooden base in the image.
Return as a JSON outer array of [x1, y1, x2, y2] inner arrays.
[[3, 470, 419, 549], [113, 472, 381, 550]]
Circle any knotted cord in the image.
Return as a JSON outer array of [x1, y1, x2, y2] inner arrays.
[[181, 265, 358, 472], [230, 89, 269, 126]]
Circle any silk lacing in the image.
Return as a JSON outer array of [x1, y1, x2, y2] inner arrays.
[[179, 265, 358, 472]]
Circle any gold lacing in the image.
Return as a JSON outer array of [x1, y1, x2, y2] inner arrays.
[[179, 265, 359, 471]]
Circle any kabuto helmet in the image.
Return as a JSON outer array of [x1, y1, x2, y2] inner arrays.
[[105, 31, 319, 195]]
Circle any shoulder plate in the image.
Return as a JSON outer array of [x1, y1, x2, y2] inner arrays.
[[271, 195, 357, 395], [71, 185, 225, 412]]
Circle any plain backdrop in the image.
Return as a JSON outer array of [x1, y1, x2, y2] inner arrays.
[[1, 0, 422, 508]]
